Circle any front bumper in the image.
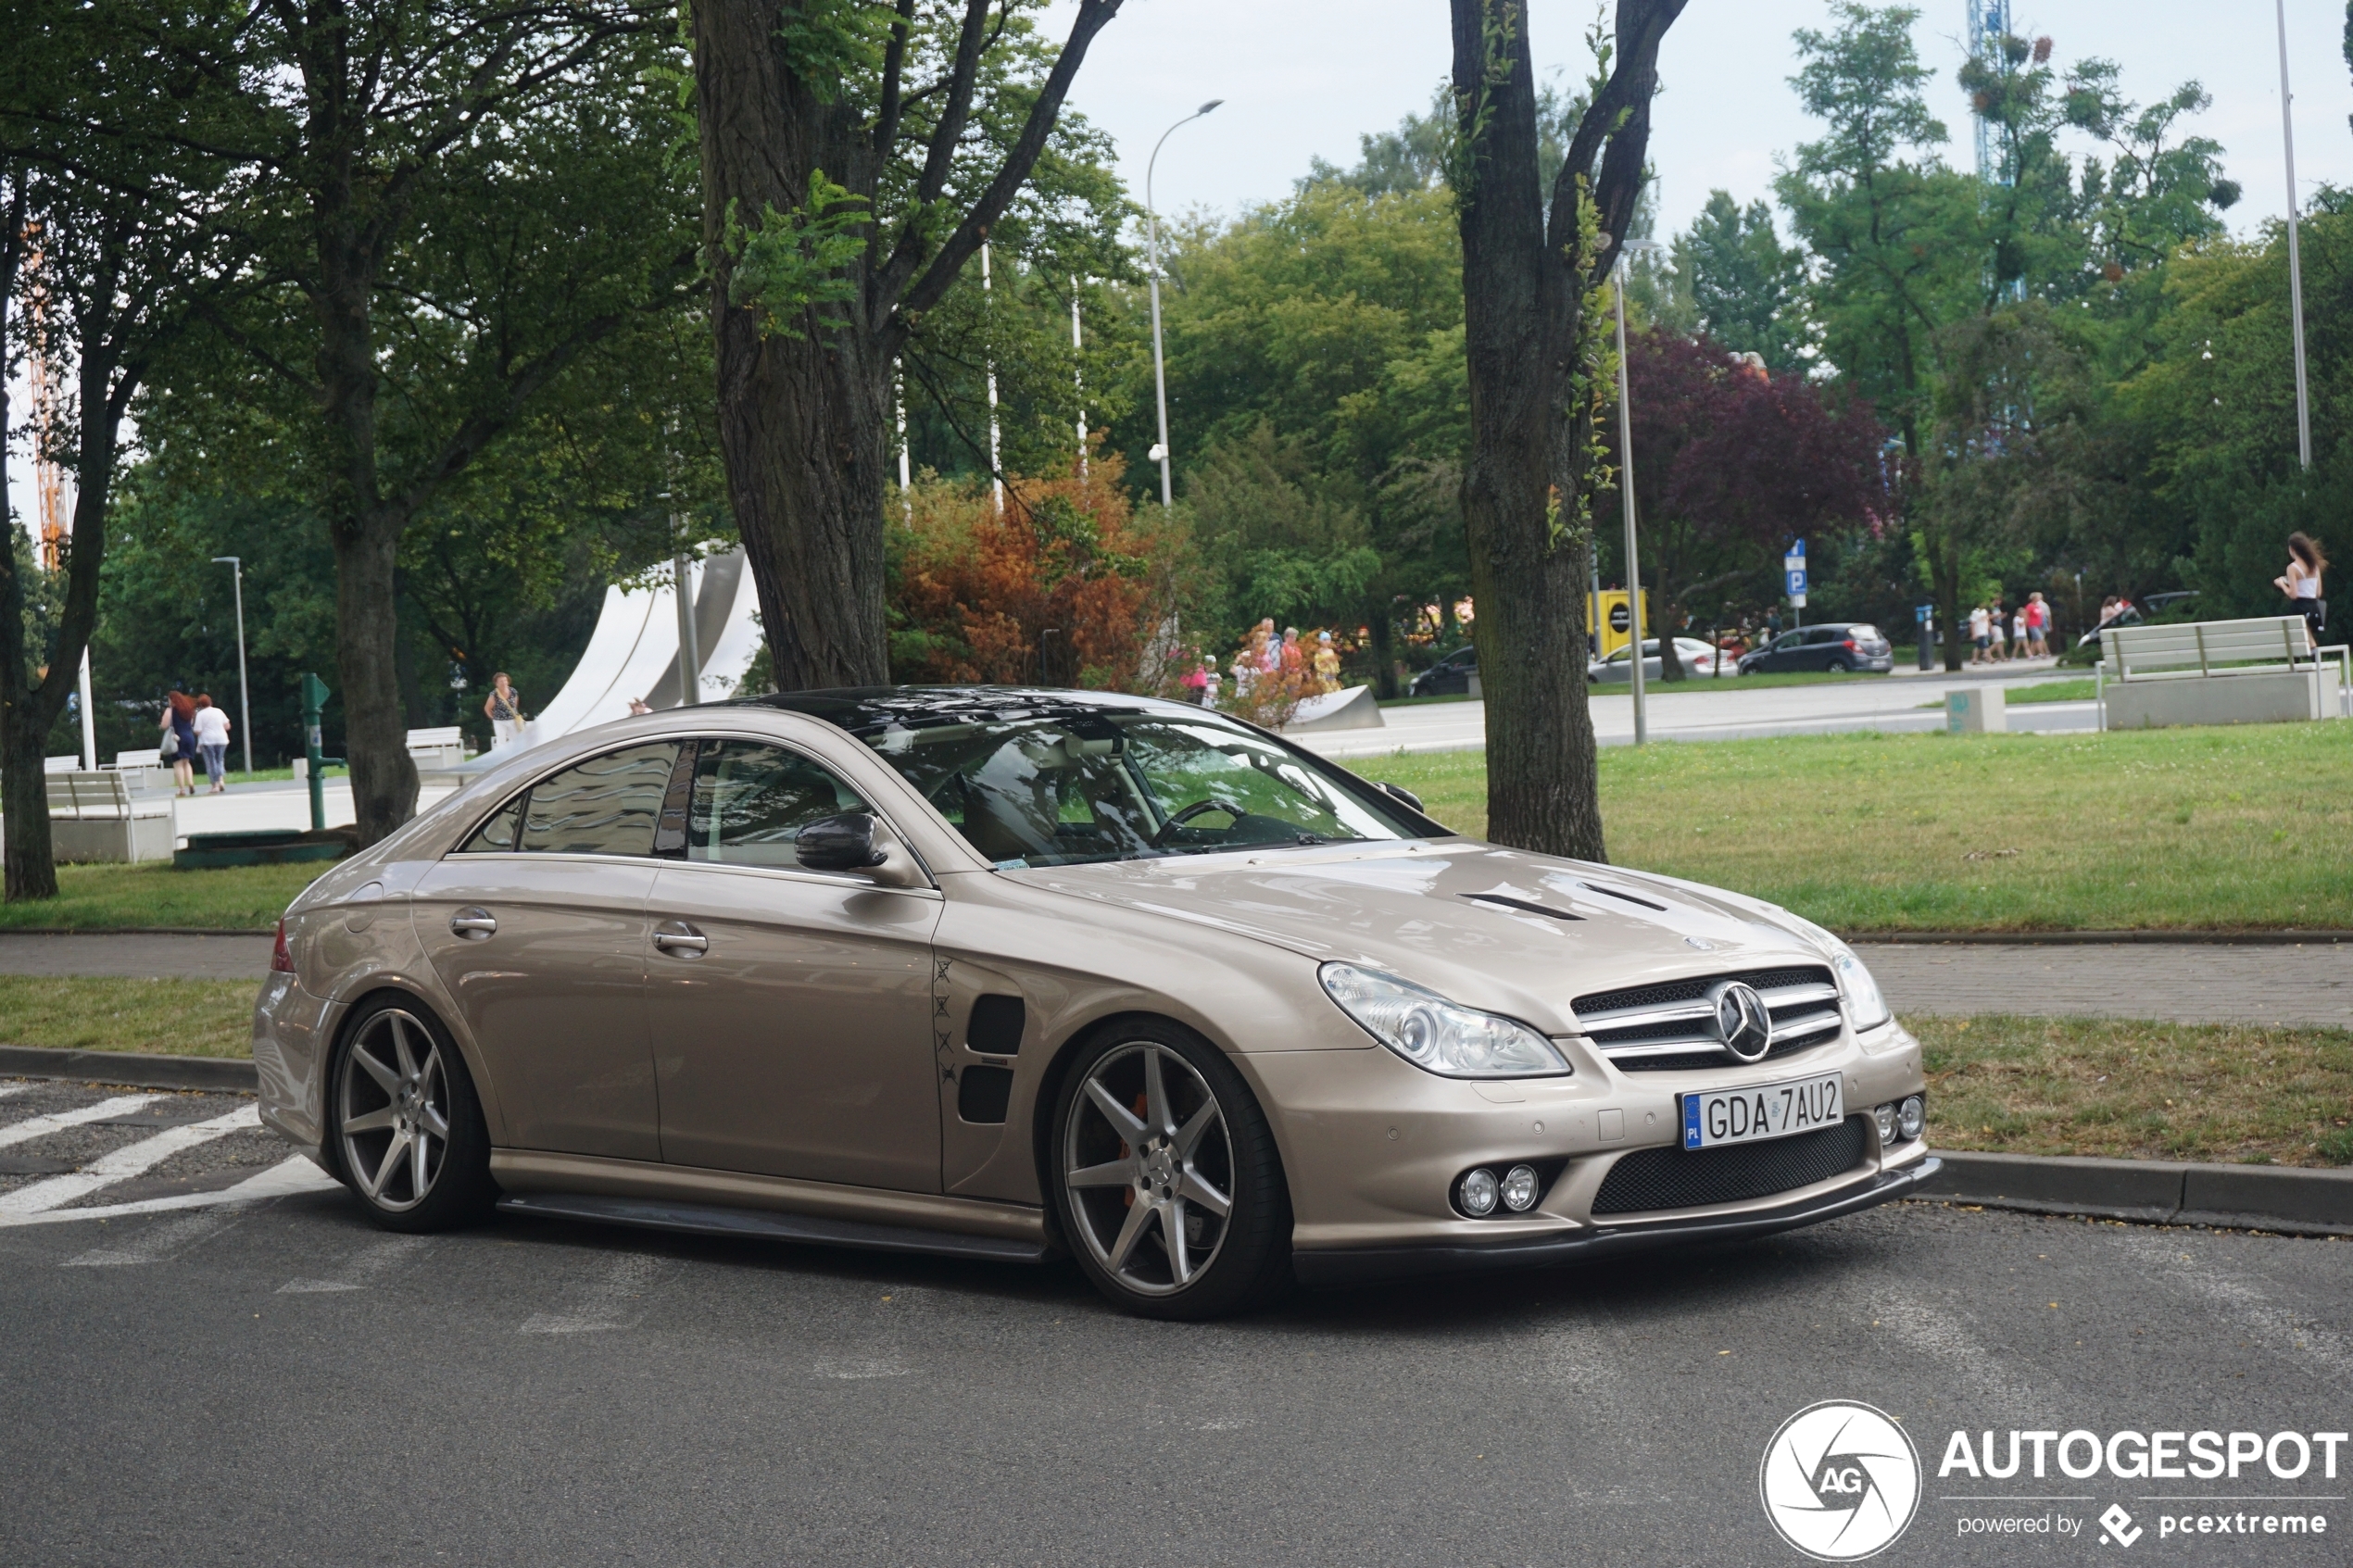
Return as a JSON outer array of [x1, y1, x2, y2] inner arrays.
[[1291, 1155, 1942, 1286]]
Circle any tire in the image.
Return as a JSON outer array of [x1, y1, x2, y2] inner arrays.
[[1049, 1020, 1292, 1320], [1826, 658, 1850, 673], [329, 994, 497, 1233]]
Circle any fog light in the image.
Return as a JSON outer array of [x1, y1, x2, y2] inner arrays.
[[1873, 1102, 1896, 1144], [1898, 1095, 1925, 1141], [1501, 1164, 1540, 1212], [1458, 1167, 1500, 1216]]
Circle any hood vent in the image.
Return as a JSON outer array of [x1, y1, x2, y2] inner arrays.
[[1572, 965, 1842, 1073], [1461, 893, 1583, 922]]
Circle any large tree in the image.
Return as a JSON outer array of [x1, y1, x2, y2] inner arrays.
[[0, 6, 251, 898], [1447, 0, 1685, 862], [691, 0, 1125, 693], [77, 1, 699, 844]]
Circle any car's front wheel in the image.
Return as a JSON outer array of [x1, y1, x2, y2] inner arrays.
[[1051, 1022, 1291, 1319], [332, 995, 497, 1232]]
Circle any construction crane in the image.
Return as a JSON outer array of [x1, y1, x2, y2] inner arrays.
[[1966, 0, 2012, 185]]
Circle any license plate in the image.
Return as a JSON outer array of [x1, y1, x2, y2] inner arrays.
[[1680, 1073, 1844, 1150]]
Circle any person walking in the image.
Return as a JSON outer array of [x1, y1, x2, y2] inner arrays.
[[2275, 533, 2328, 649], [1312, 631, 1342, 693], [161, 688, 199, 797], [2010, 604, 2028, 660], [191, 694, 232, 794], [1987, 600, 2008, 662], [1967, 604, 1991, 665], [2025, 592, 2050, 658], [484, 672, 526, 748]]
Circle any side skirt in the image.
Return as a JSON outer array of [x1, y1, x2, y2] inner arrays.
[[497, 1191, 1047, 1265]]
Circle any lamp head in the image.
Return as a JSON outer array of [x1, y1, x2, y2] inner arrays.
[[1198, 99, 1224, 115]]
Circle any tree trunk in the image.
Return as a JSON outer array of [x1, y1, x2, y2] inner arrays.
[[1656, 601, 1688, 681], [0, 686, 59, 901], [1452, 0, 1684, 862], [1368, 604, 1399, 699], [695, 0, 889, 691], [333, 522, 420, 834]]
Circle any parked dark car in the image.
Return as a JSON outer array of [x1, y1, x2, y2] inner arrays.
[[1409, 646, 1478, 696], [1737, 622, 1894, 675]]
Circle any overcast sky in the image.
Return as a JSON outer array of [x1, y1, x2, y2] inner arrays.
[[12, 2, 2349, 534]]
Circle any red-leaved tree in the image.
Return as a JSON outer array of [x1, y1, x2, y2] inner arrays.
[[1606, 330, 1889, 676]]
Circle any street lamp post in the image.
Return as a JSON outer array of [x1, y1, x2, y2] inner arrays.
[[1145, 99, 1222, 508], [1612, 238, 1663, 746], [209, 556, 252, 775], [2274, 0, 2312, 470]]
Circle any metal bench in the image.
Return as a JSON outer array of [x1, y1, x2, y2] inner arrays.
[[44, 755, 81, 774], [42, 770, 175, 863], [406, 725, 469, 771], [2098, 616, 2350, 730]]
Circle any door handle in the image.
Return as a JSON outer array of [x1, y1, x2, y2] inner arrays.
[[449, 908, 497, 940], [652, 922, 708, 958]]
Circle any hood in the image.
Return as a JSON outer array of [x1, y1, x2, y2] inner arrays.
[[1002, 840, 1833, 1035]]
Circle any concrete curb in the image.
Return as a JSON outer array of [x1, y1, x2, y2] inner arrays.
[[1923, 1149, 2353, 1236], [1847, 930, 2353, 946], [0, 927, 275, 937], [0, 1045, 258, 1095]]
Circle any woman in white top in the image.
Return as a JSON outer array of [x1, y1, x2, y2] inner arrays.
[[190, 695, 233, 794], [2275, 532, 2328, 647], [1968, 605, 1991, 664]]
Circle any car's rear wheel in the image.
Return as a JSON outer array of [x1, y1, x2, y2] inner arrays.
[[1051, 1022, 1291, 1320], [332, 996, 497, 1232], [1826, 657, 1850, 673]]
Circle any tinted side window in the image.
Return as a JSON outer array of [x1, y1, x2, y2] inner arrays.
[[688, 741, 870, 867], [518, 743, 679, 857]]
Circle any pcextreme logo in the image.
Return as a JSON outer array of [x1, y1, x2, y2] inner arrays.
[[1760, 1400, 1923, 1562]]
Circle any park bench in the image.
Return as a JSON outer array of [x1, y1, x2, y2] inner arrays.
[[44, 755, 80, 773], [406, 726, 469, 770], [43, 769, 174, 863], [2098, 616, 2351, 731]]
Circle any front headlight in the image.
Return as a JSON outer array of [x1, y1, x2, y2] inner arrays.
[[1829, 941, 1891, 1031], [1318, 962, 1571, 1079]]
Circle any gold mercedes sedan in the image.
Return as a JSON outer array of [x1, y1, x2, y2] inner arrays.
[[253, 688, 1937, 1318]]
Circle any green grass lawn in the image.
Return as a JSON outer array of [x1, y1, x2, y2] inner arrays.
[[1355, 722, 2353, 932], [0, 860, 325, 932], [1915, 1015, 2353, 1168], [1916, 677, 2097, 709], [0, 976, 258, 1057]]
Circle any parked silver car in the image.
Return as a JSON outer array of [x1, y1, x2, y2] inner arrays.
[[1588, 637, 1727, 682], [253, 688, 1936, 1318]]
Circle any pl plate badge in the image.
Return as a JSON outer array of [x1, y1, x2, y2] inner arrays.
[[1758, 1400, 1921, 1561]]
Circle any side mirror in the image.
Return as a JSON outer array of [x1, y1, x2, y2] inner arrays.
[[797, 813, 887, 872], [1374, 780, 1424, 814]]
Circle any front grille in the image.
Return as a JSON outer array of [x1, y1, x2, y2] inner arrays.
[[1590, 1116, 1870, 1215], [1573, 965, 1843, 1072]]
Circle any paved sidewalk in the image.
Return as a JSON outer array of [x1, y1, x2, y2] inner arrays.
[[0, 933, 275, 980], [1857, 940, 2353, 1028]]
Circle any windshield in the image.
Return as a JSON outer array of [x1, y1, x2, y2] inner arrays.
[[860, 708, 1431, 869]]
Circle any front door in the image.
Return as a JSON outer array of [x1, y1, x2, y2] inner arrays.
[[646, 739, 944, 1191], [410, 741, 680, 1160]]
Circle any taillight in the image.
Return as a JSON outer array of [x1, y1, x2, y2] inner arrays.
[[1842, 639, 1857, 651], [271, 919, 295, 973]]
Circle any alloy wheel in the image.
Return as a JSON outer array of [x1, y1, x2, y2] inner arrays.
[[337, 1007, 451, 1212], [1063, 1041, 1236, 1297]]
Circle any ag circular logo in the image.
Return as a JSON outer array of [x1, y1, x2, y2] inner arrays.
[[1759, 1400, 1920, 1561], [1608, 602, 1632, 633]]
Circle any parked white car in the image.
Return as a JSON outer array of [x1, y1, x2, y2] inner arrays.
[[1589, 637, 1727, 682]]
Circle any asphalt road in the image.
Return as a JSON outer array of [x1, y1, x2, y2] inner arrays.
[[1, 1077, 2347, 1566]]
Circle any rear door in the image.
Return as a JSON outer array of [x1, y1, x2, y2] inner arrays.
[[410, 741, 680, 1160]]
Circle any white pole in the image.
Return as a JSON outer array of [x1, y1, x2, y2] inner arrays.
[[211, 557, 251, 774], [75, 650, 95, 771], [894, 360, 912, 522], [1146, 101, 1222, 509], [1614, 259, 1646, 746], [982, 241, 1002, 515], [2275, 0, 2312, 470], [1071, 276, 1088, 483]]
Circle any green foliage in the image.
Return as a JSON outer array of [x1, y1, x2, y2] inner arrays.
[[774, 0, 900, 103], [1676, 192, 1808, 369], [1178, 423, 1383, 634], [724, 173, 871, 337]]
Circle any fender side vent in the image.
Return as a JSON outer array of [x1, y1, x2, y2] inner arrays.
[[967, 994, 1026, 1055], [957, 1066, 1014, 1124]]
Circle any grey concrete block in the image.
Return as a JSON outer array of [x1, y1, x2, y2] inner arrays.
[[0, 1045, 257, 1094], [2105, 670, 2325, 730], [1926, 1150, 2184, 1213], [2181, 1161, 2353, 1229]]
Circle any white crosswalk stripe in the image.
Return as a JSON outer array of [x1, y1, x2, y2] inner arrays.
[[279, 1233, 434, 1294], [1, 1153, 339, 1229], [0, 1093, 164, 1150], [0, 1103, 262, 1216]]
